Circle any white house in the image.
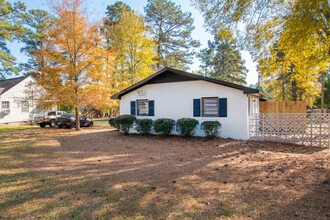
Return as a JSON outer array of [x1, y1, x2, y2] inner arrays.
[[0, 75, 41, 124], [112, 67, 260, 140]]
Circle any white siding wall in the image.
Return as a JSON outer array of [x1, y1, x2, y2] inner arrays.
[[0, 77, 38, 124], [120, 80, 251, 140]]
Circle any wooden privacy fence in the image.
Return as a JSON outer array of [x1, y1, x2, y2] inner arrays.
[[249, 113, 330, 148], [260, 101, 306, 113]]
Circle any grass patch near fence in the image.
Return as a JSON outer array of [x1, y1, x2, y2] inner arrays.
[[0, 125, 38, 132]]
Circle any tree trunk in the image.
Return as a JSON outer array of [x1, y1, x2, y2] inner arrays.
[[282, 78, 285, 101], [321, 72, 325, 113], [157, 43, 161, 69], [292, 79, 297, 101], [75, 106, 80, 131]]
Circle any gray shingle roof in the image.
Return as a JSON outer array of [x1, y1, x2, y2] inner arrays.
[[0, 76, 28, 95], [111, 67, 259, 99]]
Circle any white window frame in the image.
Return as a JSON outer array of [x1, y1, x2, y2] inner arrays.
[[202, 97, 219, 117], [1, 101, 10, 110], [137, 99, 149, 116]]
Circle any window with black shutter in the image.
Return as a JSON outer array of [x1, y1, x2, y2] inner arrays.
[[193, 99, 201, 117], [219, 98, 227, 117], [130, 101, 136, 115]]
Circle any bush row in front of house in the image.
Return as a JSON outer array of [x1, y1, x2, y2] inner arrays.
[[109, 115, 221, 138]]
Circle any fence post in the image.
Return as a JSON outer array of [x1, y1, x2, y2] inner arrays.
[[310, 113, 313, 147]]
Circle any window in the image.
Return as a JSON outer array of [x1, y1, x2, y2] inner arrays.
[[202, 97, 219, 117], [137, 99, 149, 116], [21, 101, 29, 113], [1, 101, 9, 110]]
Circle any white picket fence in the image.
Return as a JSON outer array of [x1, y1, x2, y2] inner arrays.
[[249, 113, 330, 148]]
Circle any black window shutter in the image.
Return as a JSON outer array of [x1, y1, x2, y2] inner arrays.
[[219, 98, 227, 117], [193, 99, 201, 117], [130, 101, 136, 115], [148, 100, 154, 116]]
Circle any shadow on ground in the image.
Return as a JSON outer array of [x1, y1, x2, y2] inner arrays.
[[0, 128, 329, 219]]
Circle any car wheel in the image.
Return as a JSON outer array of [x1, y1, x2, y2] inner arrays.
[[70, 123, 76, 129], [39, 123, 46, 128], [88, 121, 93, 127], [49, 119, 56, 127]]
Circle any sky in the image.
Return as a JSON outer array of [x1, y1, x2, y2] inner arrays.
[[8, 0, 258, 85]]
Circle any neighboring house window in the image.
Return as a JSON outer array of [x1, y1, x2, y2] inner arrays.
[[202, 97, 219, 117], [2, 101, 9, 110], [21, 101, 29, 113], [137, 99, 149, 116]]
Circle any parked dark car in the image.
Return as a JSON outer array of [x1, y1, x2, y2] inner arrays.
[[57, 114, 93, 128]]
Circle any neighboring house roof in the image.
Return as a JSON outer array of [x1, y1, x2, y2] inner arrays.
[[0, 76, 29, 95], [111, 67, 259, 99]]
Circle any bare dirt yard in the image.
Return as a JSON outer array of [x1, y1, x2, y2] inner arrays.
[[0, 124, 329, 219]]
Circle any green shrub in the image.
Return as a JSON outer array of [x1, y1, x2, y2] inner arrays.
[[109, 117, 119, 129], [176, 118, 199, 137], [115, 115, 136, 134], [153, 118, 175, 135], [201, 121, 221, 138], [135, 119, 153, 135]]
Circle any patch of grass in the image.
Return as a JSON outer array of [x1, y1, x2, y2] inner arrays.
[[0, 125, 38, 132], [92, 119, 109, 127]]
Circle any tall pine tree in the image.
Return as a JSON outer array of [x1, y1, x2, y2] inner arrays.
[[144, 0, 200, 70], [102, 1, 131, 49], [0, 0, 26, 78], [198, 31, 247, 85], [21, 9, 55, 77]]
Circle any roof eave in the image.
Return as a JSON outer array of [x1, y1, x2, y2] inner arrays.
[[110, 67, 260, 99]]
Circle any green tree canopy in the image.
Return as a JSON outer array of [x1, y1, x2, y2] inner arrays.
[[144, 0, 200, 69], [21, 9, 55, 77], [0, 0, 26, 79], [198, 30, 247, 85], [105, 1, 131, 25], [102, 1, 131, 49]]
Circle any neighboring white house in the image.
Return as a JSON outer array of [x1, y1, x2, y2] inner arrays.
[[0, 75, 42, 124], [112, 67, 261, 140]]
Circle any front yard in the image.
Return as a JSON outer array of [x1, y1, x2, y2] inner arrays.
[[0, 125, 329, 219]]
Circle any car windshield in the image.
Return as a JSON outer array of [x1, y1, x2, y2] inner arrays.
[[47, 112, 56, 116]]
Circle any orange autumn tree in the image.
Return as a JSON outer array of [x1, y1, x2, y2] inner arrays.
[[38, 0, 114, 130]]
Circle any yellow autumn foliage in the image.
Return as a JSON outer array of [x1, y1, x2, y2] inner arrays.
[[37, 0, 115, 124], [110, 10, 156, 91]]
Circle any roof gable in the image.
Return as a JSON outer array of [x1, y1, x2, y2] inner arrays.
[[111, 67, 259, 99], [148, 70, 198, 84], [0, 76, 29, 95]]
